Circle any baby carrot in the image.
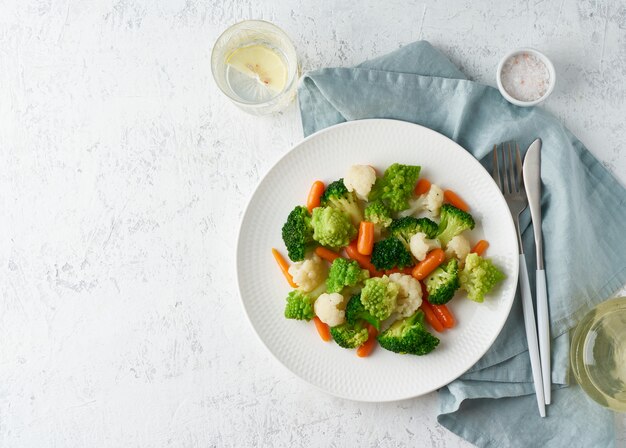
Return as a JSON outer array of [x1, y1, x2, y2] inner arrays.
[[420, 300, 445, 332], [313, 316, 332, 342], [414, 178, 431, 196], [346, 241, 383, 277], [356, 325, 378, 357], [411, 248, 446, 280], [315, 246, 341, 263], [443, 189, 470, 212], [471, 239, 489, 256], [429, 301, 456, 329], [357, 221, 375, 256], [271, 248, 298, 288], [306, 180, 325, 213]]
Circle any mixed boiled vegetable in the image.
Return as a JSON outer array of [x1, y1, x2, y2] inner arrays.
[[273, 163, 505, 358]]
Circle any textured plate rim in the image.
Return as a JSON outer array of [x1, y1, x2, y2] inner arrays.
[[235, 118, 519, 402]]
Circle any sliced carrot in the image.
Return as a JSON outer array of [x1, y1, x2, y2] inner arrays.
[[346, 241, 383, 277], [356, 325, 378, 357], [306, 180, 325, 213], [315, 246, 341, 263], [471, 239, 489, 256], [430, 301, 456, 329], [357, 221, 375, 256], [420, 301, 445, 332], [411, 248, 446, 280], [385, 267, 414, 275], [414, 178, 431, 196], [443, 189, 470, 212], [313, 316, 332, 342], [272, 248, 298, 288]]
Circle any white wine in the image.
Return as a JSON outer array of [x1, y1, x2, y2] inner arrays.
[[571, 297, 626, 411]]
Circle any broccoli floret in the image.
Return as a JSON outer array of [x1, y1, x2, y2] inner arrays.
[[436, 204, 475, 246], [368, 163, 421, 212], [360, 276, 400, 321], [281, 206, 314, 262], [459, 253, 505, 302], [425, 258, 460, 305], [370, 238, 414, 270], [284, 290, 315, 321], [330, 321, 370, 349], [377, 310, 439, 355], [326, 258, 370, 293], [389, 216, 439, 248], [345, 293, 381, 330], [311, 206, 357, 250], [321, 179, 363, 226]]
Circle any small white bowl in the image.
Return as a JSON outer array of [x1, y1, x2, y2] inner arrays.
[[496, 48, 556, 107]]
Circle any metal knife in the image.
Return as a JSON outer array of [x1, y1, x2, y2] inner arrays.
[[522, 138, 551, 405]]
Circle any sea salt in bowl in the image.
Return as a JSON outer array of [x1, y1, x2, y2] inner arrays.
[[496, 48, 556, 107]]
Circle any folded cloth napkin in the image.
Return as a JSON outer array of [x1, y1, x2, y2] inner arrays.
[[298, 41, 626, 447]]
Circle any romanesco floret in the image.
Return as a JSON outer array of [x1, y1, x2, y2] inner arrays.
[[284, 290, 315, 321], [388, 273, 423, 317], [281, 206, 314, 261], [370, 237, 414, 270], [360, 276, 400, 321], [436, 204, 475, 246], [369, 163, 421, 212], [320, 179, 363, 227], [345, 293, 381, 330], [343, 165, 377, 201], [288, 254, 328, 292], [326, 257, 370, 293], [314, 292, 346, 326], [409, 232, 441, 261], [459, 253, 505, 302], [425, 258, 460, 305], [330, 321, 369, 348], [445, 235, 471, 266], [311, 206, 357, 250], [364, 200, 392, 238], [398, 184, 445, 218], [377, 310, 439, 355]]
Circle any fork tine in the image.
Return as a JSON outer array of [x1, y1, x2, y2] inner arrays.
[[502, 143, 510, 194], [515, 142, 524, 191], [508, 142, 516, 192], [492, 144, 501, 190]]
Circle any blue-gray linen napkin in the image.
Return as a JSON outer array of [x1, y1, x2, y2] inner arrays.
[[297, 41, 626, 448]]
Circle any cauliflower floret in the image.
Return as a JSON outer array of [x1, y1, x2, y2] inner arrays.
[[397, 184, 445, 218], [314, 293, 346, 327], [343, 165, 377, 201], [409, 232, 441, 261], [424, 184, 444, 216], [445, 234, 471, 266], [388, 273, 423, 317], [288, 254, 327, 292]]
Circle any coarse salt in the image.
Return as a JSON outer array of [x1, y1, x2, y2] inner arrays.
[[500, 52, 550, 102]]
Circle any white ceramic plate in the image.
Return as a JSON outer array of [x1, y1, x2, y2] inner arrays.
[[236, 119, 518, 402]]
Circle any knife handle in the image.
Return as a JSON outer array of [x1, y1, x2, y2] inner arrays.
[[519, 255, 546, 417], [536, 269, 551, 405]]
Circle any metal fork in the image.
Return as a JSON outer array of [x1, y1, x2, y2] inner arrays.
[[493, 142, 546, 418]]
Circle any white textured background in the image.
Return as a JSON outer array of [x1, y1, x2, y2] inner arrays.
[[1, 1, 625, 447]]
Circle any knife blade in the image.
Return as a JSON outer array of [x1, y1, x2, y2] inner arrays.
[[523, 139, 543, 269], [522, 138, 551, 405]]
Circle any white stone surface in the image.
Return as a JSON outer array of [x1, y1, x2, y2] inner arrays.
[[1, 0, 625, 447]]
